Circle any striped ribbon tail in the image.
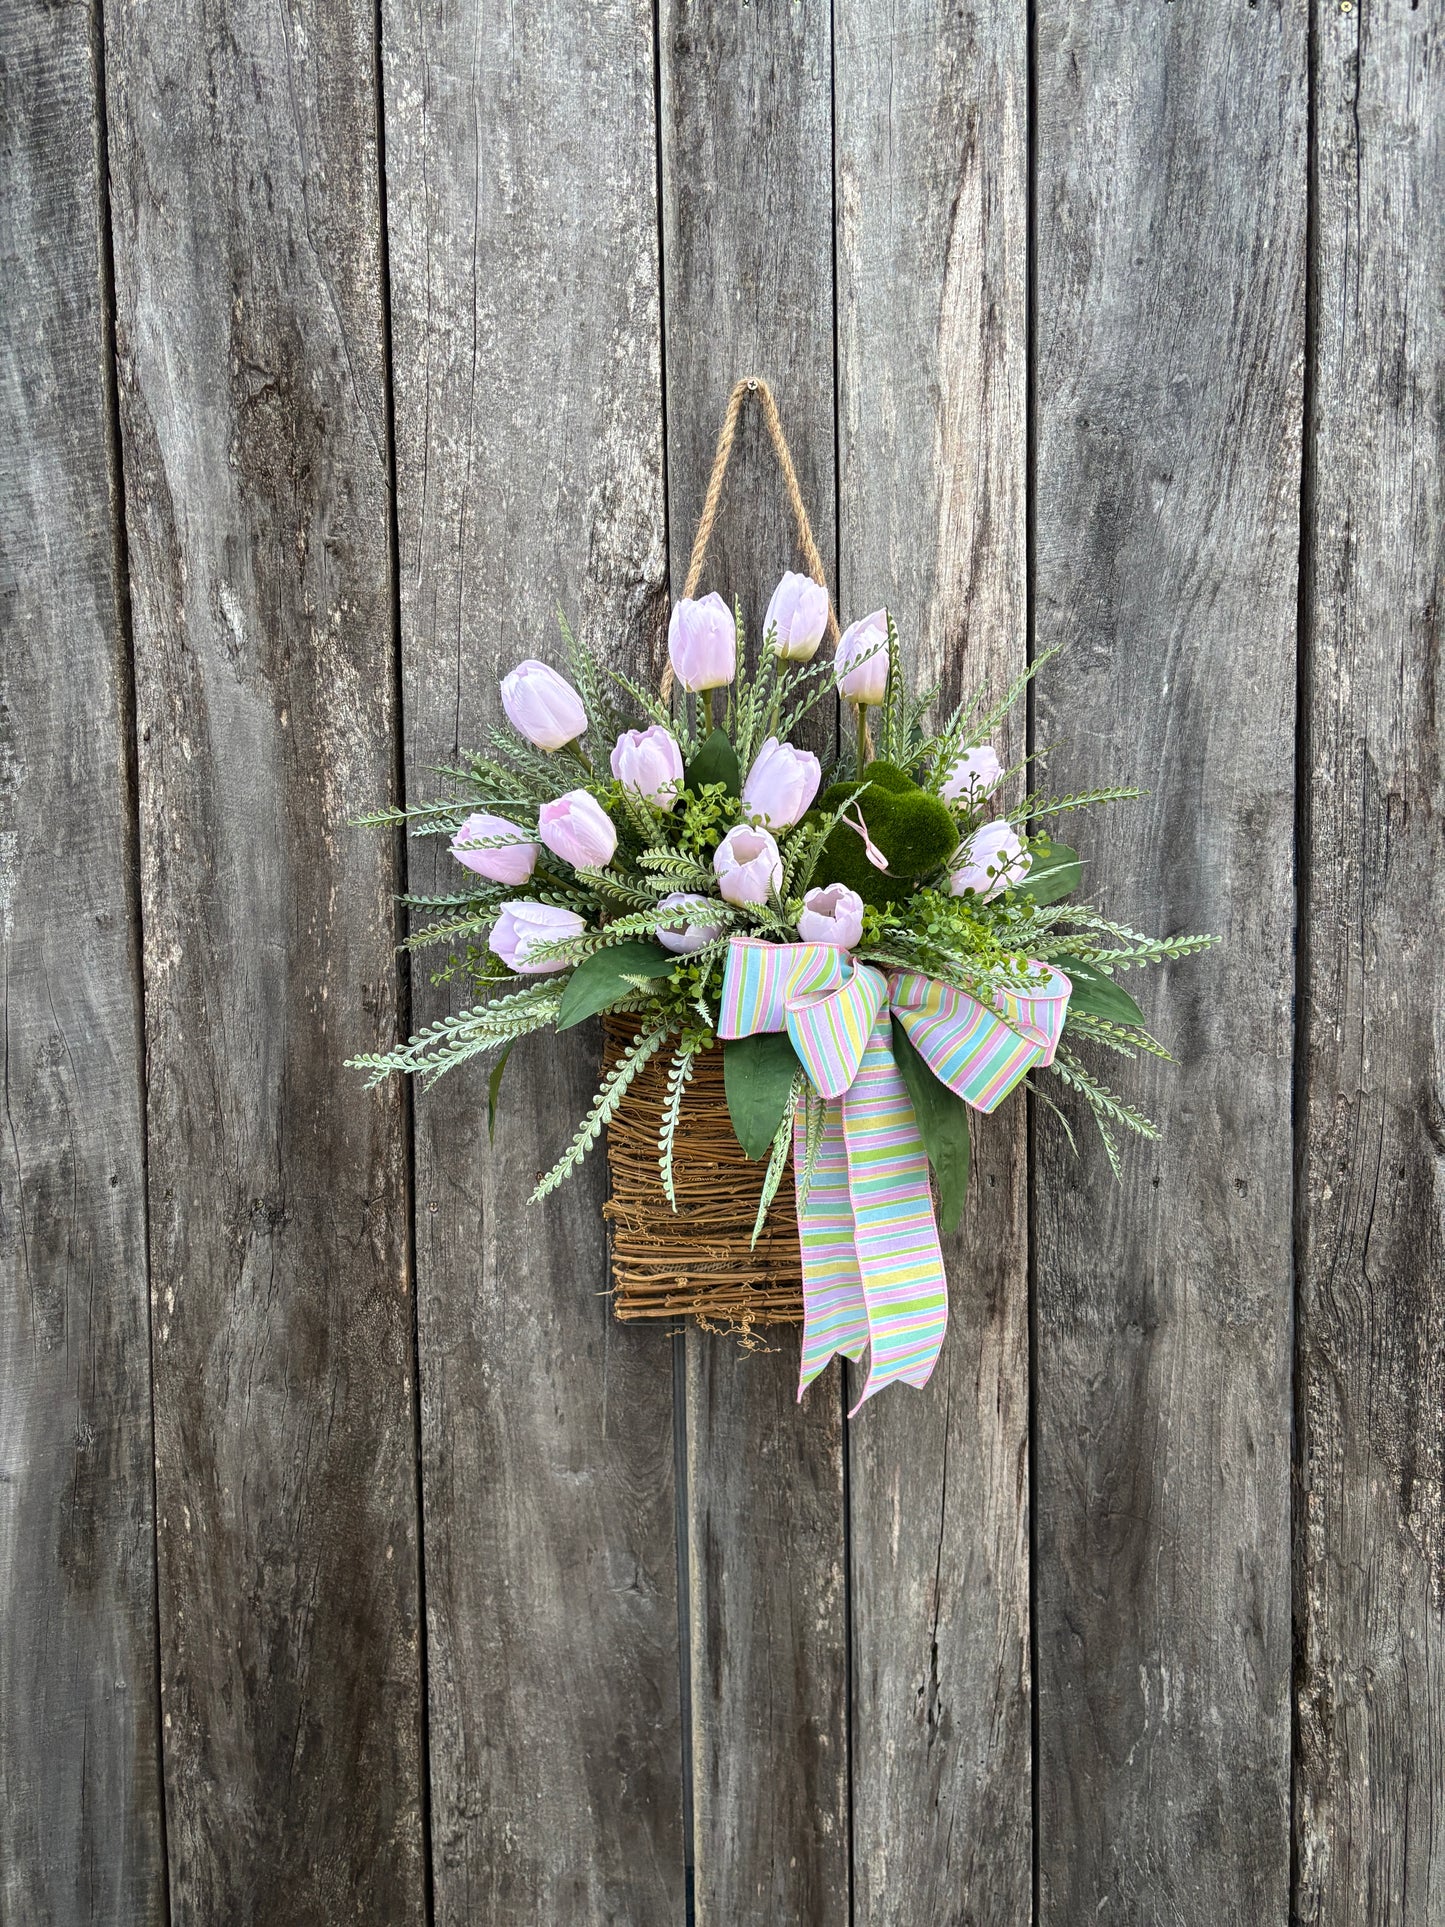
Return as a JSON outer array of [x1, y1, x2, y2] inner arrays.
[[781, 960, 947, 1406], [793, 1100, 870, 1394], [838, 1011, 948, 1411]]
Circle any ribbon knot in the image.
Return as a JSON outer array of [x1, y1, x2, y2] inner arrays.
[[786, 959, 886, 1097], [719, 936, 1071, 1411]]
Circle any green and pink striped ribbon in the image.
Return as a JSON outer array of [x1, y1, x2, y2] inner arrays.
[[718, 937, 1071, 1410]]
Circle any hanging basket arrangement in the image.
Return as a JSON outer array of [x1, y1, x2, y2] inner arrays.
[[354, 378, 1213, 1409]]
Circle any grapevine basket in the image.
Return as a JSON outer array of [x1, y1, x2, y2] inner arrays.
[[602, 1017, 804, 1328]]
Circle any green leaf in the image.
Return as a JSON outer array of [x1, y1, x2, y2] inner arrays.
[[487, 1040, 515, 1142], [891, 1017, 971, 1234], [1053, 953, 1146, 1027], [1020, 841, 1080, 904], [556, 940, 673, 1031], [685, 728, 741, 798], [723, 1031, 803, 1160]]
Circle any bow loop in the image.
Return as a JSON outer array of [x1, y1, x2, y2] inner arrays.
[[890, 964, 1071, 1114], [716, 936, 844, 1039]]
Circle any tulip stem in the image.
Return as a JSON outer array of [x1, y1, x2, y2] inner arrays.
[[565, 740, 594, 775], [855, 703, 870, 772], [702, 689, 715, 734]]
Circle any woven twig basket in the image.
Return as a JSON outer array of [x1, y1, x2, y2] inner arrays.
[[602, 1017, 804, 1328]]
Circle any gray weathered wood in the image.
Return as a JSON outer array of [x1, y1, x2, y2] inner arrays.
[[0, 6, 164, 1920], [1295, 5, 1444, 1922], [101, 2, 427, 1917], [1032, 5, 1304, 1921], [658, 2, 848, 1918], [381, 3, 683, 1919], [835, 4, 1031, 1919]]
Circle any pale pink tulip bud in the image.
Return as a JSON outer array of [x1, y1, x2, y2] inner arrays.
[[941, 744, 1004, 807], [742, 736, 822, 830], [537, 789, 618, 869], [655, 892, 725, 956], [667, 592, 737, 692], [610, 725, 684, 809], [713, 823, 782, 907], [836, 610, 890, 705], [450, 811, 538, 887], [489, 900, 587, 974], [950, 821, 1030, 900], [499, 659, 588, 751], [797, 883, 865, 950], [764, 571, 830, 662]]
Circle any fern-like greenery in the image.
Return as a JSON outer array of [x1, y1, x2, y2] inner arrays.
[[531, 1024, 671, 1201], [350, 982, 563, 1091], [795, 1086, 828, 1216], [751, 1076, 806, 1247], [658, 1044, 697, 1208]]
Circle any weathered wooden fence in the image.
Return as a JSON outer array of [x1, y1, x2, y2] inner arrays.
[[3, 1, 1441, 1922]]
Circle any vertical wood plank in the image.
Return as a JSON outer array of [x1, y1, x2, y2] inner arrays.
[[381, 3, 684, 1920], [0, 5, 164, 1919], [834, 4, 1031, 1920], [102, 2, 427, 1917], [1296, 5, 1444, 1922], [1032, 5, 1304, 1922], [657, 3, 847, 1919]]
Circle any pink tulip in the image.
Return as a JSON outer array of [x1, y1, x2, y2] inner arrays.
[[500, 659, 588, 751], [764, 572, 830, 662], [667, 593, 737, 692], [450, 811, 538, 887], [489, 900, 586, 974], [610, 725, 684, 809], [836, 610, 890, 705], [655, 892, 725, 956], [713, 824, 782, 907], [537, 789, 618, 869], [797, 883, 865, 949], [941, 744, 1004, 807], [950, 821, 1030, 900], [742, 736, 821, 830]]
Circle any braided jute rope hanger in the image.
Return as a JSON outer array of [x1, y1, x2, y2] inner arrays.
[[659, 376, 842, 702]]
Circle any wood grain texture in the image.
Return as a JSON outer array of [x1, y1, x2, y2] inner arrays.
[[659, 0, 839, 636], [102, 2, 427, 1917], [0, 6, 164, 1920], [834, 3, 1031, 1920], [658, 3, 847, 1919], [1032, 5, 1304, 1922], [381, 3, 683, 1920], [1295, 5, 1445, 1922]]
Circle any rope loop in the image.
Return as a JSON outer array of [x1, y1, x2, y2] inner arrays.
[[661, 378, 839, 700]]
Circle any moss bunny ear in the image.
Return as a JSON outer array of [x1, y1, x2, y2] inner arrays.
[[808, 762, 959, 910]]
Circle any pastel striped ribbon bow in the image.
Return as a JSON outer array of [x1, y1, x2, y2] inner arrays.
[[718, 937, 1071, 1412]]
